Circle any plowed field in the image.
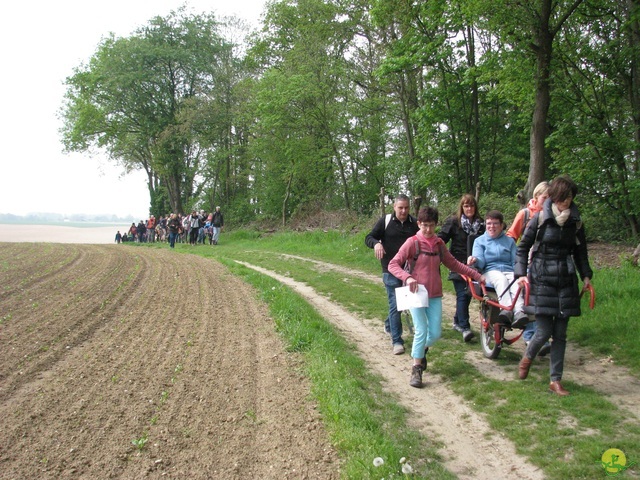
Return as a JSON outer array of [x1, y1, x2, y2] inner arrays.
[[0, 244, 338, 479]]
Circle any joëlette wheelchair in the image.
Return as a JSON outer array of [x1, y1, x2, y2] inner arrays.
[[460, 275, 596, 359], [459, 276, 529, 358]]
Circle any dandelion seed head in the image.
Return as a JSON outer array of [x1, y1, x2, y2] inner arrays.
[[399, 457, 406, 464], [402, 463, 413, 474], [373, 457, 384, 467]]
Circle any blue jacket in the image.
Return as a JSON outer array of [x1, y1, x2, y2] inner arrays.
[[471, 230, 516, 273]]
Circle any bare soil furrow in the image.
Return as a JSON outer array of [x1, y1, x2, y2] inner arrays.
[[0, 246, 147, 401], [0, 244, 84, 299], [0, 245, 339, 480]]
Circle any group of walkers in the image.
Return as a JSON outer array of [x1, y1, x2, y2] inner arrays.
[[115, 207, 224, 248], [366, 175, 593, 395]]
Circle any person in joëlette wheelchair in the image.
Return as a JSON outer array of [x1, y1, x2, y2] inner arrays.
[[467, 210, 529, 328]]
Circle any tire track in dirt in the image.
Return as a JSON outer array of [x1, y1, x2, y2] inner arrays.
[[271, 252, 640, 421], [0, 245, 338, 479], [236, 260, 545, 480]]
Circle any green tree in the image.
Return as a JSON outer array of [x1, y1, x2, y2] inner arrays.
[[549, 0, 640, 236], [61, 8, 232, 215], [474, 0, 587, 198]]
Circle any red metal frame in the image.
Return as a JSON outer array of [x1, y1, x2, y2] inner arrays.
[[461, 275, 530, 348], [462, 276, 596, 353], [580, 283, 596, 309]]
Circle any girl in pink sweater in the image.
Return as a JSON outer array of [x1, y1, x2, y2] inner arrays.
[[389, 206, 485, 388]]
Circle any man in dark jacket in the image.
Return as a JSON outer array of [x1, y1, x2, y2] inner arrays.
[[365, 194, 419, 354], [211, 206, 224, 245]]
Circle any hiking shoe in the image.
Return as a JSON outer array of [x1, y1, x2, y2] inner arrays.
[[511, 312, 529, 329], [538, 343, 551, 357], [393, 344, 405, 355], [497, 310, 513, 324], [420, 356, 427, 370], [410, 365, 423, 388], [462, 329, 474, 342]]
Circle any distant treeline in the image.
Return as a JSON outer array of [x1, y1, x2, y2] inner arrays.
[[0, 213, 137, 225]]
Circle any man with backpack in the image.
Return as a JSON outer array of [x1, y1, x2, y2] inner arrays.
[[365, 194, 419, 355]]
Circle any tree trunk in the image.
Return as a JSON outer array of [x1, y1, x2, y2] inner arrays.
[[282, 173, 293, 227], [628, 0, 640, 172], [527, 1, 553, 198]]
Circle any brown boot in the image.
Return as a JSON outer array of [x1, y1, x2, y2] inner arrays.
[[518, 357, 532, 379], [549, 381, 570, 396]]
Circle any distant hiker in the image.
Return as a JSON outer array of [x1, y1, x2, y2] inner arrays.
[[211, 206, 224, 245], [167, 213, 180, 248], [146, 215, 156, 242], [364, 194, 419, 355], [115, 231, 122, 244], [128, 223, 137, 241], [137, 220, 147, 243], [188, 210, 200, 245]]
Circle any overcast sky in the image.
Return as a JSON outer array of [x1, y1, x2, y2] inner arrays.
[[0, 0, 265, 218]]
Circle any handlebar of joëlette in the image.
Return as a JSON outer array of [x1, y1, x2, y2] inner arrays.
[[580, 283, 596, 309], [460, 274, 530, 311], [461, 275, 596, 310]]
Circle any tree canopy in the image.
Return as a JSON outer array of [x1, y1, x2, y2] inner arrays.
[[60, 1, 640, 239]]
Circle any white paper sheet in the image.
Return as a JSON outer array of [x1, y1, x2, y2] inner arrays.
[[395, 285, 429, 311]]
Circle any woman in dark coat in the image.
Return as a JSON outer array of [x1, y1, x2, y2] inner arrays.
[[515, 175, 593, 396], [438, 194, 485, 342]]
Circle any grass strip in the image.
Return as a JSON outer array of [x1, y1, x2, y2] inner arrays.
[[219, 257, 454, 479]]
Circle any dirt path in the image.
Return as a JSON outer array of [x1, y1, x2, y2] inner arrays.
[[0, 244, 338, 479], [237, 253, 640, 479], [236, 261, 544, 480]]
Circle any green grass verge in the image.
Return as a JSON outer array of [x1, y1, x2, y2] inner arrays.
[[218, 258, 452, 479]]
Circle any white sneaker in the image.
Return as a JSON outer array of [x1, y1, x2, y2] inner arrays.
[[393, 344, 405, 355], [462, 330, 474, 342]]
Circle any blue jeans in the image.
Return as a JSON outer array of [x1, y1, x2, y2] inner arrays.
[[383, 273, 404, 345], [452, 279, 472, 330], [212, 226, 221, 243], [523, 321, 536, 342], [525, 315, 569, 382], [169, 232, 178, 248], [409, 297, 443, 359]]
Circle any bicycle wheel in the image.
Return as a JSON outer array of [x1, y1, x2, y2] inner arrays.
[[481, 321, 503, 359]]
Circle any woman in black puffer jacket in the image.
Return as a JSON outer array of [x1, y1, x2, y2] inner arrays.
[[515, 175, 593, 396]]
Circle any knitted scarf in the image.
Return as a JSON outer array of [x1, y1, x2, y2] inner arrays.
[[460, 215, 483, 235], [552, 203, 571, 226]]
